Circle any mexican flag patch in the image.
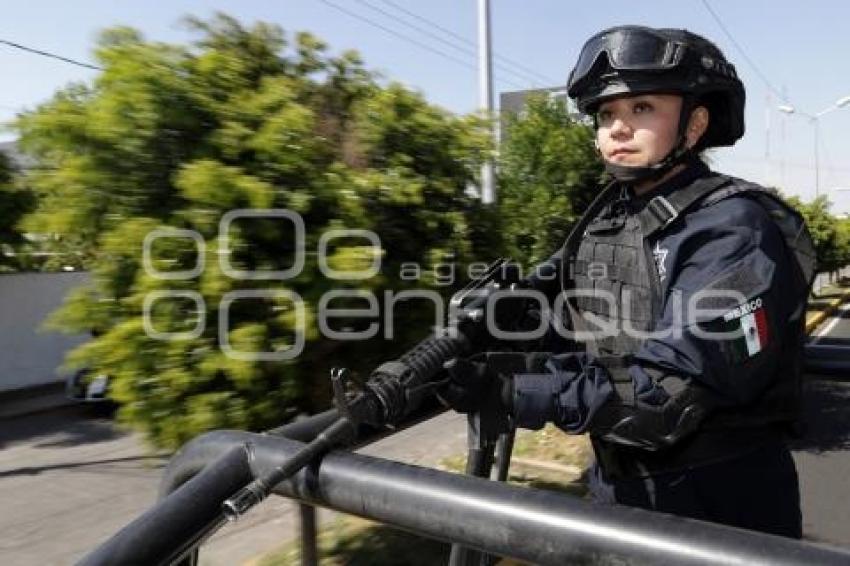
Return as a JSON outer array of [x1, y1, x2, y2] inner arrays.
[[716, 297, 770, 362]]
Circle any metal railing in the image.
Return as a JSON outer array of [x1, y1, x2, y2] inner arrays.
[[79, 410, 850, 566]]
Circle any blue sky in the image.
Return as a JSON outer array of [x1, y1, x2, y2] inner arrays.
[[3, 1, 850, 211]]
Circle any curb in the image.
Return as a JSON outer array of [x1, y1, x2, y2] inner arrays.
[[510, 456, 583, 477], [805, 287, 850, 335], [0, 383, 74, 420]]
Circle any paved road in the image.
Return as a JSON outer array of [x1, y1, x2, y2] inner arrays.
[[792, 303, 850, 546], [0, 405, 468, 566], [0, 405, 167, 566]]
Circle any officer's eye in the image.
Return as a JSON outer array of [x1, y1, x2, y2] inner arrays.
[[596, 109, 612, 122], [633, 101, 653, 114]]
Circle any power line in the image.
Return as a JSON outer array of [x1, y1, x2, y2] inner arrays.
[[364, 0, 552, 87], [318, 0, 526, 90], [699, 0, 794, 106], [355, 0, 539, 87], [0, 38, 101, 71], [354, 0, 479, 59], [378, 0, 558, 86]]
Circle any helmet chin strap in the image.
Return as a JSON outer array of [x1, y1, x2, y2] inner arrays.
[[602, 95, 697, 185], [603, 138, 692, 184]]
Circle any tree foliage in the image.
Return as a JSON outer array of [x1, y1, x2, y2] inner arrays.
[[496, 95, 604, 267], [15, 14, 492, 449], [785, 194, 850, 274], [0, 151, 35, 272]]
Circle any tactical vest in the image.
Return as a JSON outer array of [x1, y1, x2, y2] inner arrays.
[[572, 188, 656, 359], [562, 171, 815, 476]]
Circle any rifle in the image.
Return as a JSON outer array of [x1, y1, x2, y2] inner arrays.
[[222, 257, 558, 520], [80, 184, 620, 565]]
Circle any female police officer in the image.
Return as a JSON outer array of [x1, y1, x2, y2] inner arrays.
[[440, 26, 814, 538]]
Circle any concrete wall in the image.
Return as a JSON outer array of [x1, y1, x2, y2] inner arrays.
[[0, 272, 90, 392], [812, 266, 850, 294]]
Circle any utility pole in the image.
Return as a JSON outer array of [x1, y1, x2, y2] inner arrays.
[[478, 0, 495, 204], [765, 92, 771, 186], [813, 117, 820, 198], [780, 86, 787, 190]]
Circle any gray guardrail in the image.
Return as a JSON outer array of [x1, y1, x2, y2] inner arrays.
[[79, 420, 850, 566]]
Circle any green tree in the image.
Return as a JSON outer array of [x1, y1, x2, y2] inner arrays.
[[16, 14, 491, 449], [0, 151, 35, 272], [785, 194, 849, 275], [836, 217, 850, 270], [497, 95, 604, 267]]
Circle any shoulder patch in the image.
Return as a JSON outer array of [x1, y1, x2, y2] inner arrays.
[[716, 296, 771, 361]]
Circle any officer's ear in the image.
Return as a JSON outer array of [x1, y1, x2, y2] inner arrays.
[[686, 106, 710, 149]]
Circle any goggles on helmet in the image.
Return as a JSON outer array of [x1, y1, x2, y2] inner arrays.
[[569, 26, 687, 93]]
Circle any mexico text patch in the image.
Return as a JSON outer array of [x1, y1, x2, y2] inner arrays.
[[718, 297, 770, 361]]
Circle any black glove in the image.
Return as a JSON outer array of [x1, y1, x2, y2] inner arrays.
[[436, 355, 514, 415]]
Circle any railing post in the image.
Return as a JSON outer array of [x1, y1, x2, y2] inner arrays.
[[298, 503, 318, 566], [492, 429, 515, 482]]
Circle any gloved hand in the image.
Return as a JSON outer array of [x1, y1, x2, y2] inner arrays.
[[597, 381, 715, 450], [512, 352, 613, 432], [436, 355, 514, 415]]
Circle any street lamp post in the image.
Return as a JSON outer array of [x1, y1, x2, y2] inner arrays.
[[778, 95, 850, 198]]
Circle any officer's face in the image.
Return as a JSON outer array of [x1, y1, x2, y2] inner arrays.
[[595, 94, 682, 167]]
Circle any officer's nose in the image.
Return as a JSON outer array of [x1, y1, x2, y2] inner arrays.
[[609, 117, 632, 138]]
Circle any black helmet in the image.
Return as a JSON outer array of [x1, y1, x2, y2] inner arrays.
[[567, 25, 745, 149]]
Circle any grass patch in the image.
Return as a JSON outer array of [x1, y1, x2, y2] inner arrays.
[[511, 427, 593, 497], [512, 425, 593, 471], [439, 425, 593, 497], [251, 515, 450, 566]]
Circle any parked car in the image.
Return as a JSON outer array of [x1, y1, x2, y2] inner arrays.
[[65, 368, 111, 403]]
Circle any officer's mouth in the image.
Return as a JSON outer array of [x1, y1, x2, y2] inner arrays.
[[608, 148, 640, 161]]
